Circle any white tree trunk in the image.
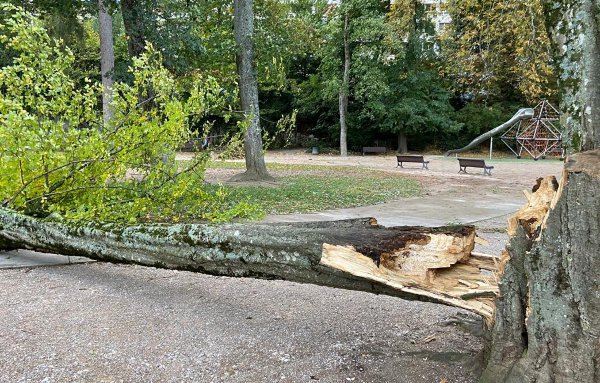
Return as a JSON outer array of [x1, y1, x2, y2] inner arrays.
[[338, 13, 350, 157], [99, 0, 115, 127]]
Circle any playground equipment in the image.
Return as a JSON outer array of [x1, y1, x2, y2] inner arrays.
[[444, 100, 564, 159], [500, 100, 563, 160]]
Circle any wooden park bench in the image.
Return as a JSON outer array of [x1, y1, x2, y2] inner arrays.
[[457, 158, 494, 176], [396, 155, 429, 169], [362, 146, 386, 155]]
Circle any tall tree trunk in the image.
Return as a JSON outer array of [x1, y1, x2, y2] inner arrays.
[[482, 1, 600, 381], [98, 0, 115, 127], [482, 154, 600, 383], [397, 132, 408, 154], [231, 0, 272, 181], [338, 13, 350, 157]]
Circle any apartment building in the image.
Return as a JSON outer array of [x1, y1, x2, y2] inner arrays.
[[421, 0, 451, 32]]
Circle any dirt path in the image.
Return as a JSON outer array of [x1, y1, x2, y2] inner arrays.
[[195, 149, 563, 201]]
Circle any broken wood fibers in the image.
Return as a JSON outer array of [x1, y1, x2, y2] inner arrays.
[[320, 175, 562, 325]]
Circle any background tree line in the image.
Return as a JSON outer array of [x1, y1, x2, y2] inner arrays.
[[1, 0, 556, 155]]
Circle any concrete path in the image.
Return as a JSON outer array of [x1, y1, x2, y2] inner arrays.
[[0, 249, 92, 269], [263, 193, 522, 227]]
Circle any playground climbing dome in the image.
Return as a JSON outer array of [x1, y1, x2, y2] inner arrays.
[[500, 100, 564, 160]]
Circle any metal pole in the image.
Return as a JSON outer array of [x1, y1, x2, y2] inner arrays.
[[489, 137, 493, 160]]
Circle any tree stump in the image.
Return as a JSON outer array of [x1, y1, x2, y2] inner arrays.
[[482, 150, 600, 382]]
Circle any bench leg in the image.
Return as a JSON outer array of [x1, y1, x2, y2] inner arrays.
[[422, 163, 428, 170], [397, 163, 403, 168], [458, 166, 467, 174], [484, 168, 492, 176]]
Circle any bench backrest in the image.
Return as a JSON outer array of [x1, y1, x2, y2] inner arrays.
[[397, 155, 424, 162], [458, 158, 486, 167], [363, 146, 386, 152]]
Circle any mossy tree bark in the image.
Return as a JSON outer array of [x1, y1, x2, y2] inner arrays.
[[0, 211, 499, 319], [482, 0, 600, 381], [482, 153, 600, 383]]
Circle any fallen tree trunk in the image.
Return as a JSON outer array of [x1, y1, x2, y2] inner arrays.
[[0, 209, 497, 322]]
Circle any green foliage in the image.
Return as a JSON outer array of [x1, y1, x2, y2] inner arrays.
[[455, 102, 519, 136], [0, 8, 256, 223], [262, 110, 297, 149], [376, 1, 460, 145], [297, 0, 396, 146], [5, 0, 563, 157], [380, 68, 460, 139]]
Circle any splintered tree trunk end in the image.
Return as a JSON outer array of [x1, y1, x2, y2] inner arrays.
[[321, 228, 498, 323]]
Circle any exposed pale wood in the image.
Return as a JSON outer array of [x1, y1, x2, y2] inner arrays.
[[507, 176, 560, 238], [458, 279, 479, 288], [470, 251, 499, 259], [377, 229, 475, 274], [475, 235, 490, 246], [320, 236, 498, 323]]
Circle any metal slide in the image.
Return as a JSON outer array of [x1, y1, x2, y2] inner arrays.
[[444, 108, 534, 156]]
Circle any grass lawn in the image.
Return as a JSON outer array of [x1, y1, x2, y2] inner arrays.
[[205, 161, 421, 215]]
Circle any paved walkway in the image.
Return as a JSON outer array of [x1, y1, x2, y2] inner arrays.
[[262, 151, 562, 227], [0, 249, 92, 269], [263, 193, 521, 227]]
